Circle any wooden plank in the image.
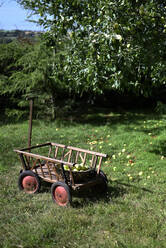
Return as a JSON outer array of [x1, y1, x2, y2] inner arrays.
[[15, 142, 107, 158], [24, 155, 30, 169], [64, 150, 71, 158], [83, 153, 87, 165], [51, 143, 66, 149], [31, 158, 39, 170], [48, 144, 52, 158], [97, 156, 103, 174], [75, 151, 79, 163], [52, 164, 60, 181], [67, 150, 72, 163], [46, 161, 52, 180], [19, 142, 51, 151], [51, 142, 107, 157], [61, 147, 66, 160], [94, 156, 98, 169], [79, 153, 84, 163], [14, 150, 75, 167], [19, 154, 27, 170], [38, 160, 45, 178], [91, 155, 95, 167], [54, 146, 59, 158], [34, 165, 58, 183]]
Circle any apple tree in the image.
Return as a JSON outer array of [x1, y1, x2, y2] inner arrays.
[[17, 0, 166, 98]]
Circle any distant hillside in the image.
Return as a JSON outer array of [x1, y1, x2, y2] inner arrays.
[[0, 29, 43, 43]]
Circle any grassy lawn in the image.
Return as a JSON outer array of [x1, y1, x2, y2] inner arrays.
[[1, 108, 166, 248]]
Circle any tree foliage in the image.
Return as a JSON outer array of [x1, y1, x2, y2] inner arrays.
[[0, 37, 73, 119], [17, 0, 166, 97]]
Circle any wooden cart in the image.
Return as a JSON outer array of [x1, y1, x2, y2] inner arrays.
[[14, 142, 107, 206]]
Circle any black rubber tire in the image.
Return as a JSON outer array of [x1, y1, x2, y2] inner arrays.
[[99, 170, 108, 192], [51, 182, 72, 207], [18, 170, 41, 194], [99, 170, 108, 183]]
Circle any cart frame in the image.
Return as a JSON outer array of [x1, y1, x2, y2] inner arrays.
[[14, 142, 107, 191]]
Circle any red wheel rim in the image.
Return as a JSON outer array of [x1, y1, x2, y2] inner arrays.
[[54, 186, 69, 206], [22, 176, 38, 193]]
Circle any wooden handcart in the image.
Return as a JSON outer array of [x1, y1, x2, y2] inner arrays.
[[14, 142, 108, 206]]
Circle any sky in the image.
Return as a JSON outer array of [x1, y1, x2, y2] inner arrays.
[[0, 0, 43, 31]]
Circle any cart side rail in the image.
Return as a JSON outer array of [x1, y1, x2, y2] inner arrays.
[[14, 149, 75, 167], [18, 142, 107, 158], [51, 142, 107, 158], [18, 142, 51, 152]]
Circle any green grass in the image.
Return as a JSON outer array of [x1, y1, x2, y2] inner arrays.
[[1, 108, 166, 248]]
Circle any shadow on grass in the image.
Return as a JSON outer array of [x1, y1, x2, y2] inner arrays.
[[125, 122, 166, 138], [115, 180, 154, 194], [70, 184, 127, 208], [148, 139, 166, 157], [58, 107, 153, 125], [1, 106, 162, 127], [70, 179, 154, 208]]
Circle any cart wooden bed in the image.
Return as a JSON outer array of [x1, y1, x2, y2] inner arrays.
[[14, 142, 108, 206]]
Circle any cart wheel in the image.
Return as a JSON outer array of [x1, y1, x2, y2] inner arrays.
[[18, 170, 41, 194], [51, 182, 72, 207], [99, 170, 108, 183], [99, 170, 108, 192]]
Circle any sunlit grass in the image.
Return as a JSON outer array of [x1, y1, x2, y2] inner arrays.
[[0, 109, 166, 247]]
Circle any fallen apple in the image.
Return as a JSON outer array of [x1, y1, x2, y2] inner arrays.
[[64, 165, 69, 171]]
